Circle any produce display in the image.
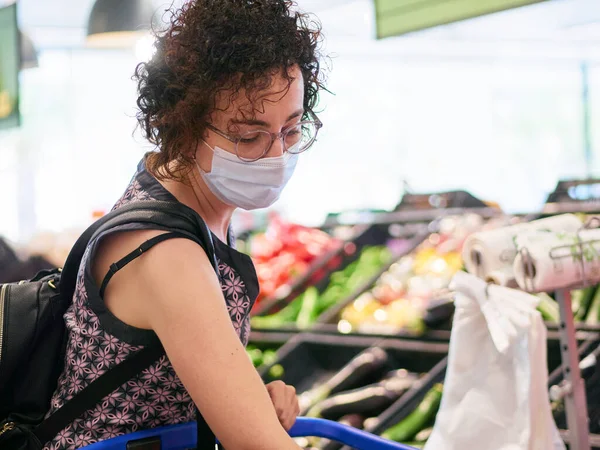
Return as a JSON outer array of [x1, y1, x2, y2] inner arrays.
[[246, 205, 598, 448], [379, 384, 443, 448], [537, 284, 600, 325], [246, 344, 285, 379], [290, 346, 428, 450], [243, 215, 341, 307], [246, 345, 278, 368], [251, 246, 392, 330], [336, 215, 495, 335]]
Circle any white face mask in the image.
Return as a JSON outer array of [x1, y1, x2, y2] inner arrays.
[[196, 142, 299, 210]]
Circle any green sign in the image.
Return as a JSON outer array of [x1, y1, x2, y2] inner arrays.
[[0, 3, 20, 130], [374, 0, 549, 39]]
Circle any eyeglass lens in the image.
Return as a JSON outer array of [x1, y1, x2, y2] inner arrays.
[[236, 122, 318, 161]]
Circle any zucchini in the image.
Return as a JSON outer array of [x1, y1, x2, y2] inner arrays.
[[296, 286, 320, 329], [323, 347, 389, 395], [307, 372, 418, 420], [339, 414, 365, 429], [299, 347, 389, 413], [381, 383, 443, 443], [585, 286, 600, 325], [536, 293, 560, 323], [573, 286, 596, 321]]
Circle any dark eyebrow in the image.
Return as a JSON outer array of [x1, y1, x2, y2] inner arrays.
[[230, 109, 305, 128], [286, 109, 304, 122], [231, 118, 270, 127]]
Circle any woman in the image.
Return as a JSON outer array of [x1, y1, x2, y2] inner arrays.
[[44, 1, 325, 449]]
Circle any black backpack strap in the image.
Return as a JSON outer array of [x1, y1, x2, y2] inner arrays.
[[98, 231, 190, 299], [53, 201, 220, 448], [60, 200, 219, 303], [34, 345, 165, 445]]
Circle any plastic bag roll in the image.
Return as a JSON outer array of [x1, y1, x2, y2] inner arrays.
[[514, 228, 600, 292], [462, 214, 582, 280]]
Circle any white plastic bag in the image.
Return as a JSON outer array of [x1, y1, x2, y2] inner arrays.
[[424, 272, 565, 450]]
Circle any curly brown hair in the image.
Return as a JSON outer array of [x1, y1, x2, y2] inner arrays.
[[134, 0, 325, 181]]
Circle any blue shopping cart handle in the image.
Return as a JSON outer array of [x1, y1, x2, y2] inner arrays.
[[83, 417, 418, 450], [290, 417, 418, 449]]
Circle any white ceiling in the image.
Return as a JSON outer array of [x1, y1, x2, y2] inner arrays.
[[4, 0, 600, 60]]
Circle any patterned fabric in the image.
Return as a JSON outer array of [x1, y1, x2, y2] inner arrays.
[[112, 180, 152, 210], [43, 160, 258, 450]]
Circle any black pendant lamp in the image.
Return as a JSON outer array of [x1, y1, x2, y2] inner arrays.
[[86, 0, 155, 48]]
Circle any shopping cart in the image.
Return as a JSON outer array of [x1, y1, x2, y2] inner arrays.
[[82, 417, 418, 450]]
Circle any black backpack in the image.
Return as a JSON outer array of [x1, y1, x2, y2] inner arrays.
[[0, 200, 218, 450]]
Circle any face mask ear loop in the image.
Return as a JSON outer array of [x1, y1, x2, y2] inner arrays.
[[201, 139, 216, 153], [195, 140, 215, 175]]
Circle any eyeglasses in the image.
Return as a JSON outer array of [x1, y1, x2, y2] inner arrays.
[[206, 111, 323, 162]]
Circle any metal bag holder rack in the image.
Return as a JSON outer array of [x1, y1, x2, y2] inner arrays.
[[519, 219, 600, 450]]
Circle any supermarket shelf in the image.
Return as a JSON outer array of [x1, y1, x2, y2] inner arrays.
[[248, 330, 299, 344], [259, 332, 449, 401], [352, 336, 598, 450], [394, 190, 489, 211], [542, 202, 600, 216], [312, 323, 453, 342], [320, 207, 501, 229]]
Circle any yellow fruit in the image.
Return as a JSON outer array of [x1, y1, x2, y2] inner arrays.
[[340, 293, 380, 325]]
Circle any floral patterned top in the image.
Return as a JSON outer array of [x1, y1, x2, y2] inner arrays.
[[43, 159, 259, 450]]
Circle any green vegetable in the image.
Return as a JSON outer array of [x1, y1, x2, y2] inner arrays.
[[250, 294, 304, 328], [262, 349, 278, 366], [268, 364, 285, 379], [296, 287, 320, 329], [536, 293, 560, 323], [573, 287, 596, 321], [586, 287, 600, 325], [381, 383, 443, 443], [316, 246, 391, 316], [247, 348, 264, 367], [252, 246, 391, 329]]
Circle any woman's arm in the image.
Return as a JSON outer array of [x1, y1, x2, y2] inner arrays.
[[97, 232, 301, 450]]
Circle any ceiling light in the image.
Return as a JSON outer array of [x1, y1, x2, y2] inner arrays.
[[20, 31, 38, 70], [86, 0, 155, 48]]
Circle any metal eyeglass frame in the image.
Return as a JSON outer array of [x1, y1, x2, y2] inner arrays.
[[205, 110, 323, 162]]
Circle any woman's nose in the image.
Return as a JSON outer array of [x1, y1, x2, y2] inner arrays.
[[266, 135, 286, 157]]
